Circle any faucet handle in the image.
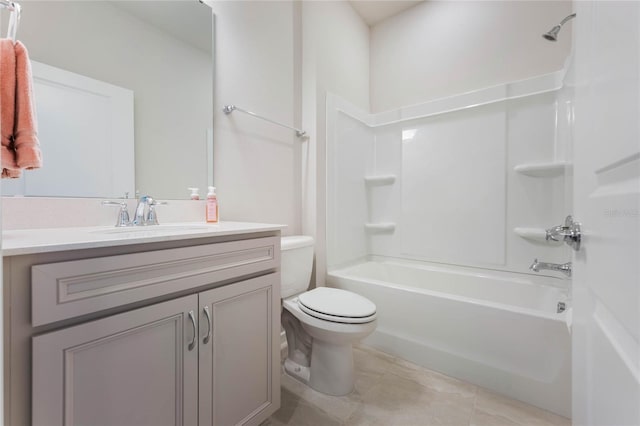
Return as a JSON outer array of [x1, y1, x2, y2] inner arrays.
[[102, 200, 131, 227], [545, 226, 565, 242], [545, 215, 582, 250], [147, 201, 168, 226]]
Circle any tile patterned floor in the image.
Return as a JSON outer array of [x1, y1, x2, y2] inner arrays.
[[265, 345, 571, 426]]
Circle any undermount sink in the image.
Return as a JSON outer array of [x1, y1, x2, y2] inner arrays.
[[92, 224, 214, 235]]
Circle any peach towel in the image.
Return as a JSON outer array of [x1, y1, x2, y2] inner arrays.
[[1, 39, 18, 178], [1, 40, 42, 178]]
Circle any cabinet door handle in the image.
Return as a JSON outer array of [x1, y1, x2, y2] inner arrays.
[[203, 306, 212, 345], [188, 310, 197, 351]]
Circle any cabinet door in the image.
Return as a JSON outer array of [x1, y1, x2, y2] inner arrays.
[[198, 274, 280, 426], [32, 295, 199, 426]]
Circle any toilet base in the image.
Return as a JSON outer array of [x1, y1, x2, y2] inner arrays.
[[284, 341, 355, 396], [284, 358, 311, 384], [309, 340, 355, 396]]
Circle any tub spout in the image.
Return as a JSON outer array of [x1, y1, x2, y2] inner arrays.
[[530, 259, 572, 277]]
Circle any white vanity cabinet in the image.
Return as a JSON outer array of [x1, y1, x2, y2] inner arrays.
[[33, 294, 201, 426], [3, 230, 281, 426], [198, 276, 277, 426]]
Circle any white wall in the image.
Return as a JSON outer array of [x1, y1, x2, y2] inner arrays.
[[301, 1, 370, 284], [19, 1, 212, 199], [210, 1, 300, 232], [370, 1, 573, 112]]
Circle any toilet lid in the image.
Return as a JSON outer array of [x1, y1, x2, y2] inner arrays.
[[297, 288, 376, 324]]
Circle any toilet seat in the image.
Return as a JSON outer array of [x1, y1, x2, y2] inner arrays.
[[297, 287, 376, 324]]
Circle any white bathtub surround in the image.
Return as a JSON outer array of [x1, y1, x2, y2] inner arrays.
[[327, 259, 571, 418], [401, 103, 507, 265], [326, 70, 572, 274]]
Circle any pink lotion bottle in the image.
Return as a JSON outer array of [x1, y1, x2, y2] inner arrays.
[[206, 186, 219, 223]]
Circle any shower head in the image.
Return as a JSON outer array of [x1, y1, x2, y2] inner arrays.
[[542, 13, 576, 42], [543, 25, 562, 42]]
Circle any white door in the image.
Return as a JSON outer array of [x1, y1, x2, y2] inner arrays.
[[571, 2, 640, 425]]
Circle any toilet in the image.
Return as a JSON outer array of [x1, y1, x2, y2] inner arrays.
[[280, 236, 377, 396]]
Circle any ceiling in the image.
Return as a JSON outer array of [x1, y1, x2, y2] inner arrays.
[[111, 1, 422, 52], [349, 0, 425, 26]]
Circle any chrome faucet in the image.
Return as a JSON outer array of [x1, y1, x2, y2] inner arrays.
[[546, 215, 582, 251], [132, 195, 166, 226], [529, 259, 572, 277]]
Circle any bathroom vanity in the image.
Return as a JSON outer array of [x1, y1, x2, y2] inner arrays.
[[3, 222, 283, 426]]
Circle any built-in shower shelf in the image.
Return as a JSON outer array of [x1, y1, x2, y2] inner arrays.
[[514, 161, 572, 177], [513, 227, 562, 244], [365, 222, 396, 233], [364, 174, 397, 186]]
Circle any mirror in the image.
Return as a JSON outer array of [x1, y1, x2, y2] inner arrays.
[[3, 1, 213, 200]]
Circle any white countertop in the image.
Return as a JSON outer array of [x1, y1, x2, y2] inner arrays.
[[2, 221, 286, 256]]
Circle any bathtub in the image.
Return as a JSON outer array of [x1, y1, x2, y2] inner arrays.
[[327, 259, 571, 418]]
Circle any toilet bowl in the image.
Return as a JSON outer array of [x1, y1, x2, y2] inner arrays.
[[280, 236, 377, 396]]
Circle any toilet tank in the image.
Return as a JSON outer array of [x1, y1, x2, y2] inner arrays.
[[281, 236, 314, 298]]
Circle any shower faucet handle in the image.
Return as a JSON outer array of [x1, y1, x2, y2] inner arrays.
[[545, 215, 582, 251], [545, 225, 565, 242]]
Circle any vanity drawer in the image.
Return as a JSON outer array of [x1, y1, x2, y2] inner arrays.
[[31, 236, 279, 326]]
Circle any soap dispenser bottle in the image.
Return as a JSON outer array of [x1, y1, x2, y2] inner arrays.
[[206, 186, 218, 223], [188, 187, 200, 200]]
